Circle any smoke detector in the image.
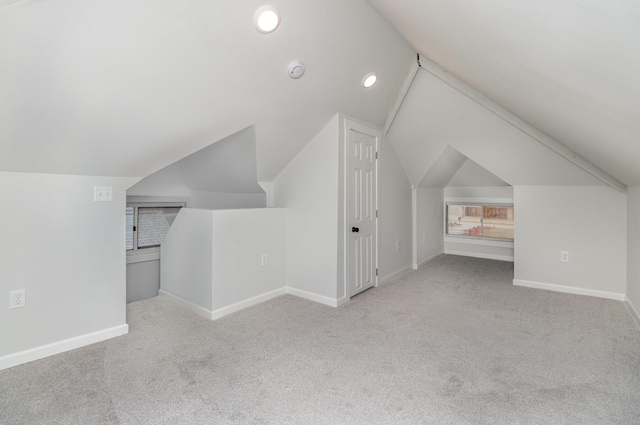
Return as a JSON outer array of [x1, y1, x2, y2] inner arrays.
[[288, 61, 305, 79]]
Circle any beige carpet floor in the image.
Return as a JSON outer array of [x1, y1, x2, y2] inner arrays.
[[2, 255, 639, 424]]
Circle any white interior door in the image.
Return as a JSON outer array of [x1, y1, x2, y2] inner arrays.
[[347, 125, 377, 297]]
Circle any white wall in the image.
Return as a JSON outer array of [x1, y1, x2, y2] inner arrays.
[[272, 115, 341, 302], [191, 191, 266, 210], [444, 186, 514, 261], [415, 187, 445, 267], [514, 186, 626, 299], [0, 172, 135, 370], [444, 186, 513, 199], [378, 137, 413, 282], [126, 260, 160, 303], [161, 209, 214, 309], [160, 208, 286, 318], [627, 186, 640, 320], [211, 209, 286, 310]]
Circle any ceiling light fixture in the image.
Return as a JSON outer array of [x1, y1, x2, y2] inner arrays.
[[362, 73, 377, 88], [254, 5, 281, 34]]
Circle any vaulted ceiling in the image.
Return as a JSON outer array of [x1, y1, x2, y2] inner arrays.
[[368, 0, 640, 187], [0, 0, 413, 180], [2, 0, 639, 190]]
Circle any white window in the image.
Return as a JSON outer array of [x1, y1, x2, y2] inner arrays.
[[126, 204, 183, 251], [446, 203, 514, 241]]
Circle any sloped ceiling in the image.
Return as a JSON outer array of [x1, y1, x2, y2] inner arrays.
[[0, 0, 414, 180], [367, 0, 640, 186], [129, 126, 264, 194], [389, 69, 604, 188], [418, 146, 466, 188], [447, 158, 510, 188], [419, 145, 513, 189]]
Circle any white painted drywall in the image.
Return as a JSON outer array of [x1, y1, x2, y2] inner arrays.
[[161, 209, 214, 309], [378, 137, 412, 283], [627, 186, 640, 318], [191, 191, 266, 210], [211, 209, 286, 310], [126, 183, 191, 198], [272, 115, 340, 300], [126, 259, 160, 303], [415, 188, 445, 267], [447, 159, 512, 188], [444, 186, 513, 199], [514, 186, 626, 296], [160, 207, 286, 315], [388, 70, 606, 188], [0, 172, 134, 360], [445, 240, 514, 262], [444, 187, 514, 261]]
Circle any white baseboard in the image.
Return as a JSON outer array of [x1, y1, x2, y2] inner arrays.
[[380, 265, 413, 285], [625, 296, 640, 328], [159, 289, 215, 320], [160, 288, 287, 320], [0, 324, 128, 371], [413, 251, 445, 270], [445, 249, 514, 262], [285, 287, 341, 308], [210, 288, 287, 320], [335, 296, 349, 307], [513, 279, 626, 301]]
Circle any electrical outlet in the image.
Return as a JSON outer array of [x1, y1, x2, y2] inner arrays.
[[560, 251, 569, 262], [9, 289, 26, 309], [261, 254, 268, 266]]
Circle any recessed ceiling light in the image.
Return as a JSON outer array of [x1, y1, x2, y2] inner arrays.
[[362, 73, 377, 88], [254, 5, 280, 34]]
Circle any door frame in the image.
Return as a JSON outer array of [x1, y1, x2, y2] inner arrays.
[[343, 117, 380, 298]]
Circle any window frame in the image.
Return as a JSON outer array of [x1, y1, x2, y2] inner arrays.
[[445, 202, 514, 242], [126, 202, 185, 262]]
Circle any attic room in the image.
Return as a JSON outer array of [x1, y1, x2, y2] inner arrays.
[[2, 0, 640, 423]]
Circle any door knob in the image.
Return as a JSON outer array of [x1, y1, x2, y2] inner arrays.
[[352, 227, 359, 233]]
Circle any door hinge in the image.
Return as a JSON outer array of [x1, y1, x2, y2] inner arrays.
[[376, 210, 378, 218], [375, 151, 378, 160], [376, 268, 378, 276]]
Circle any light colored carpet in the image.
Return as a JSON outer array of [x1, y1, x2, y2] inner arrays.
[[2, 255, 639, 424]]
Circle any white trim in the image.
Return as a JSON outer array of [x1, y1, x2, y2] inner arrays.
[[383, 58, 420, 135], [444, 236, 514, 248], [625, 296, 640, 329], [380, 265, 413, 285], [445, 249, 513, 262], [0, 324, 128, 371], [411, 186, 418, 270], [159, 289, 215, 319], [343, 118, 380, 298], [418, 56, 626, 193], [210, 288, 287, 320], [126, 249, 160, 264], [159, 288, 287, 320], [444, 197, 513, 205], [414, 251, 445, 270], [513, 279, 626, 301], [285, 287, 342, 308], [335, 296, 349, 307]]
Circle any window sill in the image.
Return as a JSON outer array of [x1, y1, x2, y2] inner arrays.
[[444, 236, 514, 248], [126, 248, 161, 264]]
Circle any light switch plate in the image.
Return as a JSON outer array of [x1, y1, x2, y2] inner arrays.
[[94, 186, 113, 202]]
